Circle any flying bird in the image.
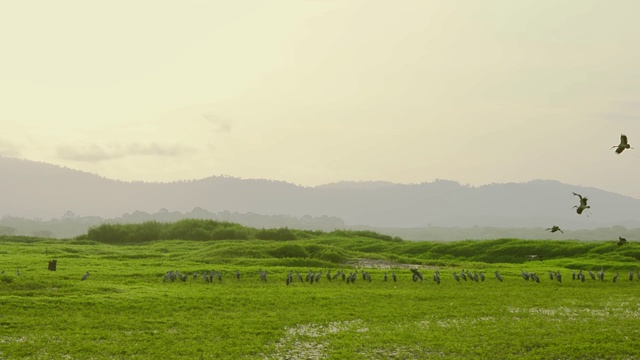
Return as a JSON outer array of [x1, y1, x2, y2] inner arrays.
[[572, 192, 590, 216], [611, 134, 633, 154], [617, 237, 628, 246], [546, 226, 564, 234]]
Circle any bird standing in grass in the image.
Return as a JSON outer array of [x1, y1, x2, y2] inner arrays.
[[82, 271, 90, 281], [572, 192, 590, 216], [617, 237, 628, 246], [611, 134, 633, 154]]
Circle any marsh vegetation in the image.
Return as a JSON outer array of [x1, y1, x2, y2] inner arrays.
[[1, 221, 639, 359]]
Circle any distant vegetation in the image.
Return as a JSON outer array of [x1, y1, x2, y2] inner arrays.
[[82, 219, 402, 245], [36, 220, 633, 269], [3, 210, 640, 241], [0, 209, 346, 239]]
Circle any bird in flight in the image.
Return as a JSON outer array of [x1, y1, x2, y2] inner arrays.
[[572, 192, 590, 216], [546, 225, 563, 234], [611, 134, 633, 154]]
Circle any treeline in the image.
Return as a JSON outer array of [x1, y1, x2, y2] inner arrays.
[[81, 219, 402, 244], [0, 208, 346, 239]]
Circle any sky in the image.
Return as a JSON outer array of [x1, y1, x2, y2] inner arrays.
[[1, 1, 640, 198]]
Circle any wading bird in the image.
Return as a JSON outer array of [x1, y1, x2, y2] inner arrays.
[[555, 271, 562, 283], [495, 271, 503, 282], [546, 226, 563, 234], [611, 134, 633, 154], [613, 273, 619, 283], [617, 237, 628, 246], [460, 269, 467, 281], [259, 268, 268, 282], [531, 273, 540, 283], [572, 192, 591, 216], [391, 272, 397, 282], [236, 270, 241, 280], [410, 268, 424, 281], [81, 271, 90, 281]]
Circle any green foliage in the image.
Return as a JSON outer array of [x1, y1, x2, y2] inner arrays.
[[328, 229, 401, 242], [269, 244, 309, 258], [84, 220, 402, 244], [1, 235, 639, 359], [255, 227, 297, 240], [315, 248, 348, 263]]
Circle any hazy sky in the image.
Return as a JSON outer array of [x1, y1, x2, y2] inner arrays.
[[2, 1, 640, 198]]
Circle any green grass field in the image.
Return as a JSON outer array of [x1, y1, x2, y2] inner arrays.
[[1, 228, 639, 359]]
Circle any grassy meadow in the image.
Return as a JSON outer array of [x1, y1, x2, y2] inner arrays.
[[1, 221, 640, 359]]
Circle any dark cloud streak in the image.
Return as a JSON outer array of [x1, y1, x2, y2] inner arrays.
[[56, 142, 196, 162]]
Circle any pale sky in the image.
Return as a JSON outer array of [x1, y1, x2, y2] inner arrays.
[[2, 1, 640, 198]]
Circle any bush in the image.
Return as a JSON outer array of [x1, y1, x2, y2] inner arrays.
[[269, 244, 309, 258], [316, 249, 348, 264], [255, 228, 297, 241]]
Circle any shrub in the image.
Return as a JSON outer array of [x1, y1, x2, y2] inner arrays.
[[269, 244, 309, 258], [255, 228, 297, 241]]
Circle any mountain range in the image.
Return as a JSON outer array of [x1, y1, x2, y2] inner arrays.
[[2, 156, 639, 230]]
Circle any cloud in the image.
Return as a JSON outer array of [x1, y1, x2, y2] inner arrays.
[[56, 142, 195, 162], [203, 113, 233, 133], [0, 138, 22, 157]]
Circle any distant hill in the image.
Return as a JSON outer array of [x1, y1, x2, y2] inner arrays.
[[2, 157, 640, 230]]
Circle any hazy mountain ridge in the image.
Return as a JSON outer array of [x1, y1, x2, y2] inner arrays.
[[2, 157, 639, 230]]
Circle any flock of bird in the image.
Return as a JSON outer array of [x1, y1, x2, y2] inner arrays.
[[545, 134, 634, 241], [4, 266, 639, 284], [155, 266, 640, 285]]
